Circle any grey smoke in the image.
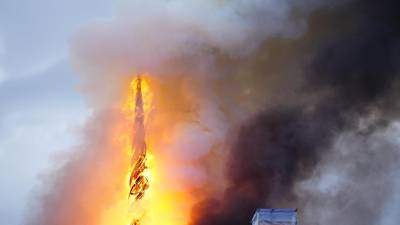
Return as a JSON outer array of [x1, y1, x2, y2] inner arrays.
[[297, 123, 400, 225]]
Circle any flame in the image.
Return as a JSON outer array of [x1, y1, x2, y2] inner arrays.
[[98, 75, 195, 225]]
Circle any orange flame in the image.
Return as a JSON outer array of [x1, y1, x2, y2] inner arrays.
[[98, 75, 195, 225]]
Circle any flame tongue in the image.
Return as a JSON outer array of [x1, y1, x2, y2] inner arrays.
[[129, 77, 150, 222]]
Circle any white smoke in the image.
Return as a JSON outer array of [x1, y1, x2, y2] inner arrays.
[[71, 0, 319, 92], [69, 0, 323, 166], [68, 0, 322, 197]]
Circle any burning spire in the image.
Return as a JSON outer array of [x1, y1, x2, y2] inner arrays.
[[128, 76, 150, 223]]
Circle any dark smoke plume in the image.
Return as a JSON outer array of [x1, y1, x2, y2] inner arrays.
[[191, 0, 400, 224]]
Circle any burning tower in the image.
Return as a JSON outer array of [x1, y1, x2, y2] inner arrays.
[[128, 77, 150, 223]]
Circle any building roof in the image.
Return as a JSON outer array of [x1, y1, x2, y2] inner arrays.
[[251, 208, 298, 225]]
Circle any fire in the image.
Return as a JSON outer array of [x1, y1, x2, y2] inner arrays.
[[98, 75, 195, 225], [128, 77, 150, 205]]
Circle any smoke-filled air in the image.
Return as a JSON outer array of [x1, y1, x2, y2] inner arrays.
[[28, 0, 400, 225]]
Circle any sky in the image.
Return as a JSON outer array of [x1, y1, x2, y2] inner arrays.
[[0, 1, 115, 224]]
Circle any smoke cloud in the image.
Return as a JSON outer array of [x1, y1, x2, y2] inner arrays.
[[30, 0, 400, 225], [190, 0, 400, 225]]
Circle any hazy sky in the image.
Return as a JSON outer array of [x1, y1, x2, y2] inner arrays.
[[0, 1, 115, 224]]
